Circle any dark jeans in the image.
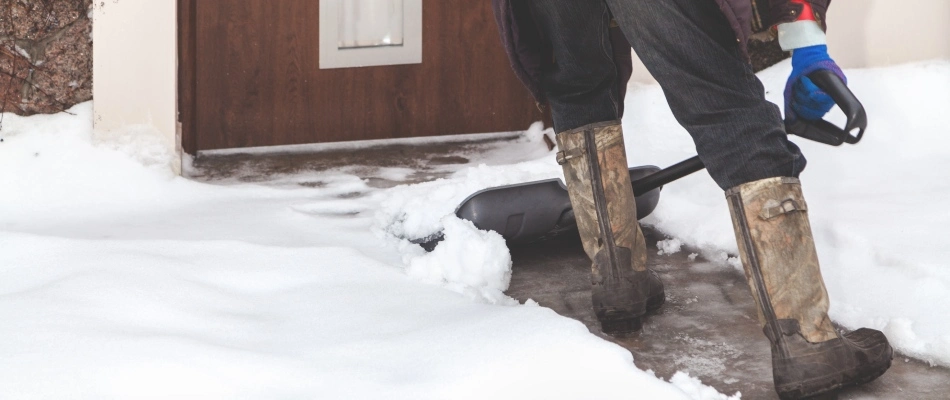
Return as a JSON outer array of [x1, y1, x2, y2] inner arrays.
[[527, 0, 806, 190]]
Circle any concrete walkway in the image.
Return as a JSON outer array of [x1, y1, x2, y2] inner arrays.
[[507, 229, 950, 399]]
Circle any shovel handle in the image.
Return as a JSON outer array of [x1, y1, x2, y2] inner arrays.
[[633, 72, 870, 193], [632, 156, 704, 196], [785, 69, 867, 146]]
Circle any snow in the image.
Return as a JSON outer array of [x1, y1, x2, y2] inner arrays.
[[374, 122, 558, 242], [657, 238, 684, 256], [405, 216, 514, 304], [2, 59, 948, 398], [670, 372, 742, 400], [0, 108, 714, 398]]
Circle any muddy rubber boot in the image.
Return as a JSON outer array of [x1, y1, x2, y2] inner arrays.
[[726, 177, 892, 400], [556, 121, 664, 335]]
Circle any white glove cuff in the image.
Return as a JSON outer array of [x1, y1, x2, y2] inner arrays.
[[777, 20, 827, 51]]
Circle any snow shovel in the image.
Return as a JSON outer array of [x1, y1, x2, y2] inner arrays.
[[414, 70, 865, 251]]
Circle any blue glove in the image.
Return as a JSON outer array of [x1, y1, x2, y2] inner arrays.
[[785, 45, 847, 123]]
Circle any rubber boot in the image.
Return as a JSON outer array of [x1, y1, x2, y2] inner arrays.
[[556, 121, 665, 335], [726, 177, 892, 399]]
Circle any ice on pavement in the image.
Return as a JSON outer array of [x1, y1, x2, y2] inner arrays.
[[0, 109, 721, 398]]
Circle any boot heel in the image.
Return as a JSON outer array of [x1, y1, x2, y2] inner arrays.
[[556, 122, 665, 335], [599, 314, 643, 335], [726, 178, 892, 399], [646, 291, 666, 312], [801, 393, 838, 400]]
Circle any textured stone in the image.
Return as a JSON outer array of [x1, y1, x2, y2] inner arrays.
[[749, 35, 790, 73], [8, 0, 88, 41], [0, 0, 92, 116]]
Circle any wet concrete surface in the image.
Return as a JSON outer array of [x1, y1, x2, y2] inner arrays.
[[187, 133, 527, 187], [192, 136, 950, 399], [507, 229, 950, 399]]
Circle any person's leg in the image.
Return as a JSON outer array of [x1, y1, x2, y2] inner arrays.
[[526, 0, 664, 335], [604, 1, 892, 397], [604, 0, 824, 325], [525, 1, 620, 133], [605, 0, 803, 190], [726, 176, 892, 399]]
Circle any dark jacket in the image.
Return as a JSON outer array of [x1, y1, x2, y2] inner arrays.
[[492, 0, 831, 106]]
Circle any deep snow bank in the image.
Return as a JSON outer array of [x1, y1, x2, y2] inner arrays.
[[0, 105, 733, 398]]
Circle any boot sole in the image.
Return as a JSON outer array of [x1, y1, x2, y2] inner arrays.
[[777, 348, 893, 400], [600, 315, 644, 334], [599, 291, 666, 336], [646, 290, 665, 312]]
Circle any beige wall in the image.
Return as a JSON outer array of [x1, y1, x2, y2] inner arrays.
[[828, 0, 950, 69], [630, 0, 950, 83], [92, 0, 180, 173]]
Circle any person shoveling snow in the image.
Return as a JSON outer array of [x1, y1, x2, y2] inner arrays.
[[492, 0, 890, 398]]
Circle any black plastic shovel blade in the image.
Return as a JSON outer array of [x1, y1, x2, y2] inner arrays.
[[413, 166, 662, 251]]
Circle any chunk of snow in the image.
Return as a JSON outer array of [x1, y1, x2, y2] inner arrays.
[[405, 216, 515, 305], [658, 238, 684, 255], [15, 45, 31, 60], [372, 158, 561, 242], [670, 371, 742, 400], [95, 124, 178, 173]]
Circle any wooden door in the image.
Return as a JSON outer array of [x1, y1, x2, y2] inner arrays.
[[179, 0, 545, 153]]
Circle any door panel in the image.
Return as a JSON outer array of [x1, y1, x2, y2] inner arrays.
[[183, 0, 544, 152]]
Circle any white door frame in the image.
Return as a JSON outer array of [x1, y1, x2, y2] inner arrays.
[[92, 0, 182, 174]]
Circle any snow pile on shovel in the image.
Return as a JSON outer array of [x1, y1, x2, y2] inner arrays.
[[403, 216, 515, 304], [374, 122, 559, 242], [373, 122, 559, 303]]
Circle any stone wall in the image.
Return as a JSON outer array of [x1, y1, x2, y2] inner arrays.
[[0, 0, 92, 116]]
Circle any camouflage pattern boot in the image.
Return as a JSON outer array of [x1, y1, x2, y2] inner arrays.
[[556, 121, 665, 335], [726, 177, 892, 399]]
